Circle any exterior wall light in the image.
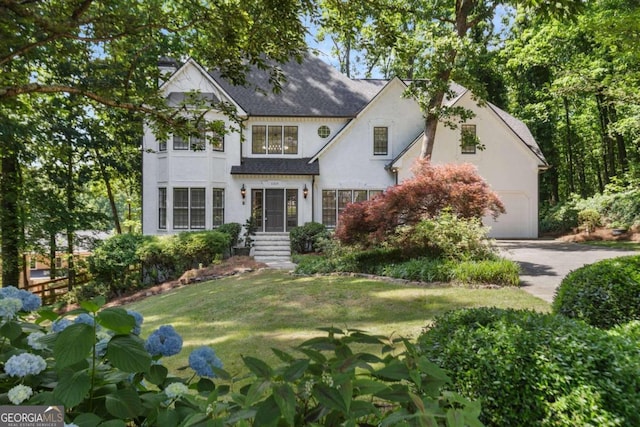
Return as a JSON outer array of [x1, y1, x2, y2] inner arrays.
[[303, 184, 308, 199], [240, 184, 246, 200]]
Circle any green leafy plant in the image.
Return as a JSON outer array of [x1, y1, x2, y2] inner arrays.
[[578, 208, 601, 234], [0, 289, 483, 426], [242, 216, 259, 248], [392, 211, 498, 261], [289, 222, 330, 254], [553, 255, 640, 329], [417, 308, 640, 426]]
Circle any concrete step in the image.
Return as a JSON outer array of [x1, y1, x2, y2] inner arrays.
[[253, 233, 291, 262]]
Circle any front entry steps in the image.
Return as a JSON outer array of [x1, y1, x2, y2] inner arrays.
[[253, 233, 291, 263]]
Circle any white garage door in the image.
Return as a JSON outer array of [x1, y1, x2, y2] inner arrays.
[[483, 192, 533, 239]]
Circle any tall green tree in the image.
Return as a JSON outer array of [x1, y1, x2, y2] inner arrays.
[[316, 0, 582, 159], [504, 0, 640, 203], [0, 0, 310, 286]]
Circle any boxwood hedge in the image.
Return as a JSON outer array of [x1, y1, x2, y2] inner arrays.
[[552, 255, 640, 329], [417, 308, 640, 427]]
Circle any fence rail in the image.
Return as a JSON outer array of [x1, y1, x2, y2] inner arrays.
[[25, 273, 91, 305]]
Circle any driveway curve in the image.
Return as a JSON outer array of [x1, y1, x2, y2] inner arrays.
[[497, 240, 639, 303]]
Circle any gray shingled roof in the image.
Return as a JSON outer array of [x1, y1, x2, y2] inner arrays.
[[209, 55, 383, 117], [230, 158, 319, 175]]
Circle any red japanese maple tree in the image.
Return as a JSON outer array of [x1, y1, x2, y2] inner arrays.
[[335, 159, 505, 246]]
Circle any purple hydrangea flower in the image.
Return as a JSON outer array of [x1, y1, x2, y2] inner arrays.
[[188, 346, 223, 378], [0, 286, 41, 312], [127, 310, 143, 335], [145, 325, 183, 357]]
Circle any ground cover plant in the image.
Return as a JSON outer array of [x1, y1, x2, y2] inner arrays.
[[553, 255, 640, 328], [417, 308, 640, 427]]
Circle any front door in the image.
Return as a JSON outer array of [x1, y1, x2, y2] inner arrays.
[[252, 188, 298, 232], [265, 189, 285, 232]]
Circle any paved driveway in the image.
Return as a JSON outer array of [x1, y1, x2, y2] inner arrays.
[[497, 240, 639, 303]]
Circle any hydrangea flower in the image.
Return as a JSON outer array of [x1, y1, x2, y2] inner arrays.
[[27, 331, 47, 350], [188, 346, 223, 378], [8, 384, 33, 405], [0, 297, 22, 320], [5, 353, 47, 377], [145, 325, 183, 357], [51, 318, 72, 333], [127, 310, 143, 335], [74, 313, 95, 326], [0, 286, 41, 312], [164, 382, 189, 399]]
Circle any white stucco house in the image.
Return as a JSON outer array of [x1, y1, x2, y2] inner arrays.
[[141, 54, 548, 253]]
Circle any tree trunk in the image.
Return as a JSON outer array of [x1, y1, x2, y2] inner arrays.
[[420, 77, 450, 159], [1, 150, 21, 287], [595, 92, 615, 181], [563, 97, 575, 193], [607, 104, 628, 172], [49, 232, 57, 279], [66, 148, 75, 289], [94, 149, 122, 234]]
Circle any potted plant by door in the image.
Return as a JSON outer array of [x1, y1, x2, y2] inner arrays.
[[234, 216, 258, 256]]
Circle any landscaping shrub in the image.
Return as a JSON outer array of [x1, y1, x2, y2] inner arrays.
[[166, 230, 230, 273], [336, 160, 504, 246], [417, 308, 640, 427], [290, 222, 330, 254], [392, 211, 497, 261], [0, 292, 482, 426], [539, 202, 579, 234], [295, 253, 519, 286], [552, 255, 640, 329], [88, 233, 147, 295], [137, 235, 176, 285], [578, 208, 601, 233], [216, 222, 242, 253]]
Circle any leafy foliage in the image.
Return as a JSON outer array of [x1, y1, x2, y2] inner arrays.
[[391, 210, 498, 261], [85, 231, 230, 300], [295, 253, 519, 286], [217, 222, 242, 253], [0, 293, 483, 426], [578, 208, 601, 233], [289, 222, 330, 254], [335, 160, 504, 247], [418, 308, 640, 426], [553, 255, 640, 329]]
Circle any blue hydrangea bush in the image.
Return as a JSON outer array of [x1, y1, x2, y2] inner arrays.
[[0, 287, 482, 426]]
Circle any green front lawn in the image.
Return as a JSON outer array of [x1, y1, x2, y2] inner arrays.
[[125, 269, 549, 374]]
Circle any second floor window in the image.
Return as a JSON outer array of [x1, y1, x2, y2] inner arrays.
[[172, 121, 225, 152], [461, 124, 478, 154], [252, 125, 298, 154], [373, 126, 388, 156]]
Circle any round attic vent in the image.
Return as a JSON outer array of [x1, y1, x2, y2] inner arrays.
[[317, 125, 331, 138]]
